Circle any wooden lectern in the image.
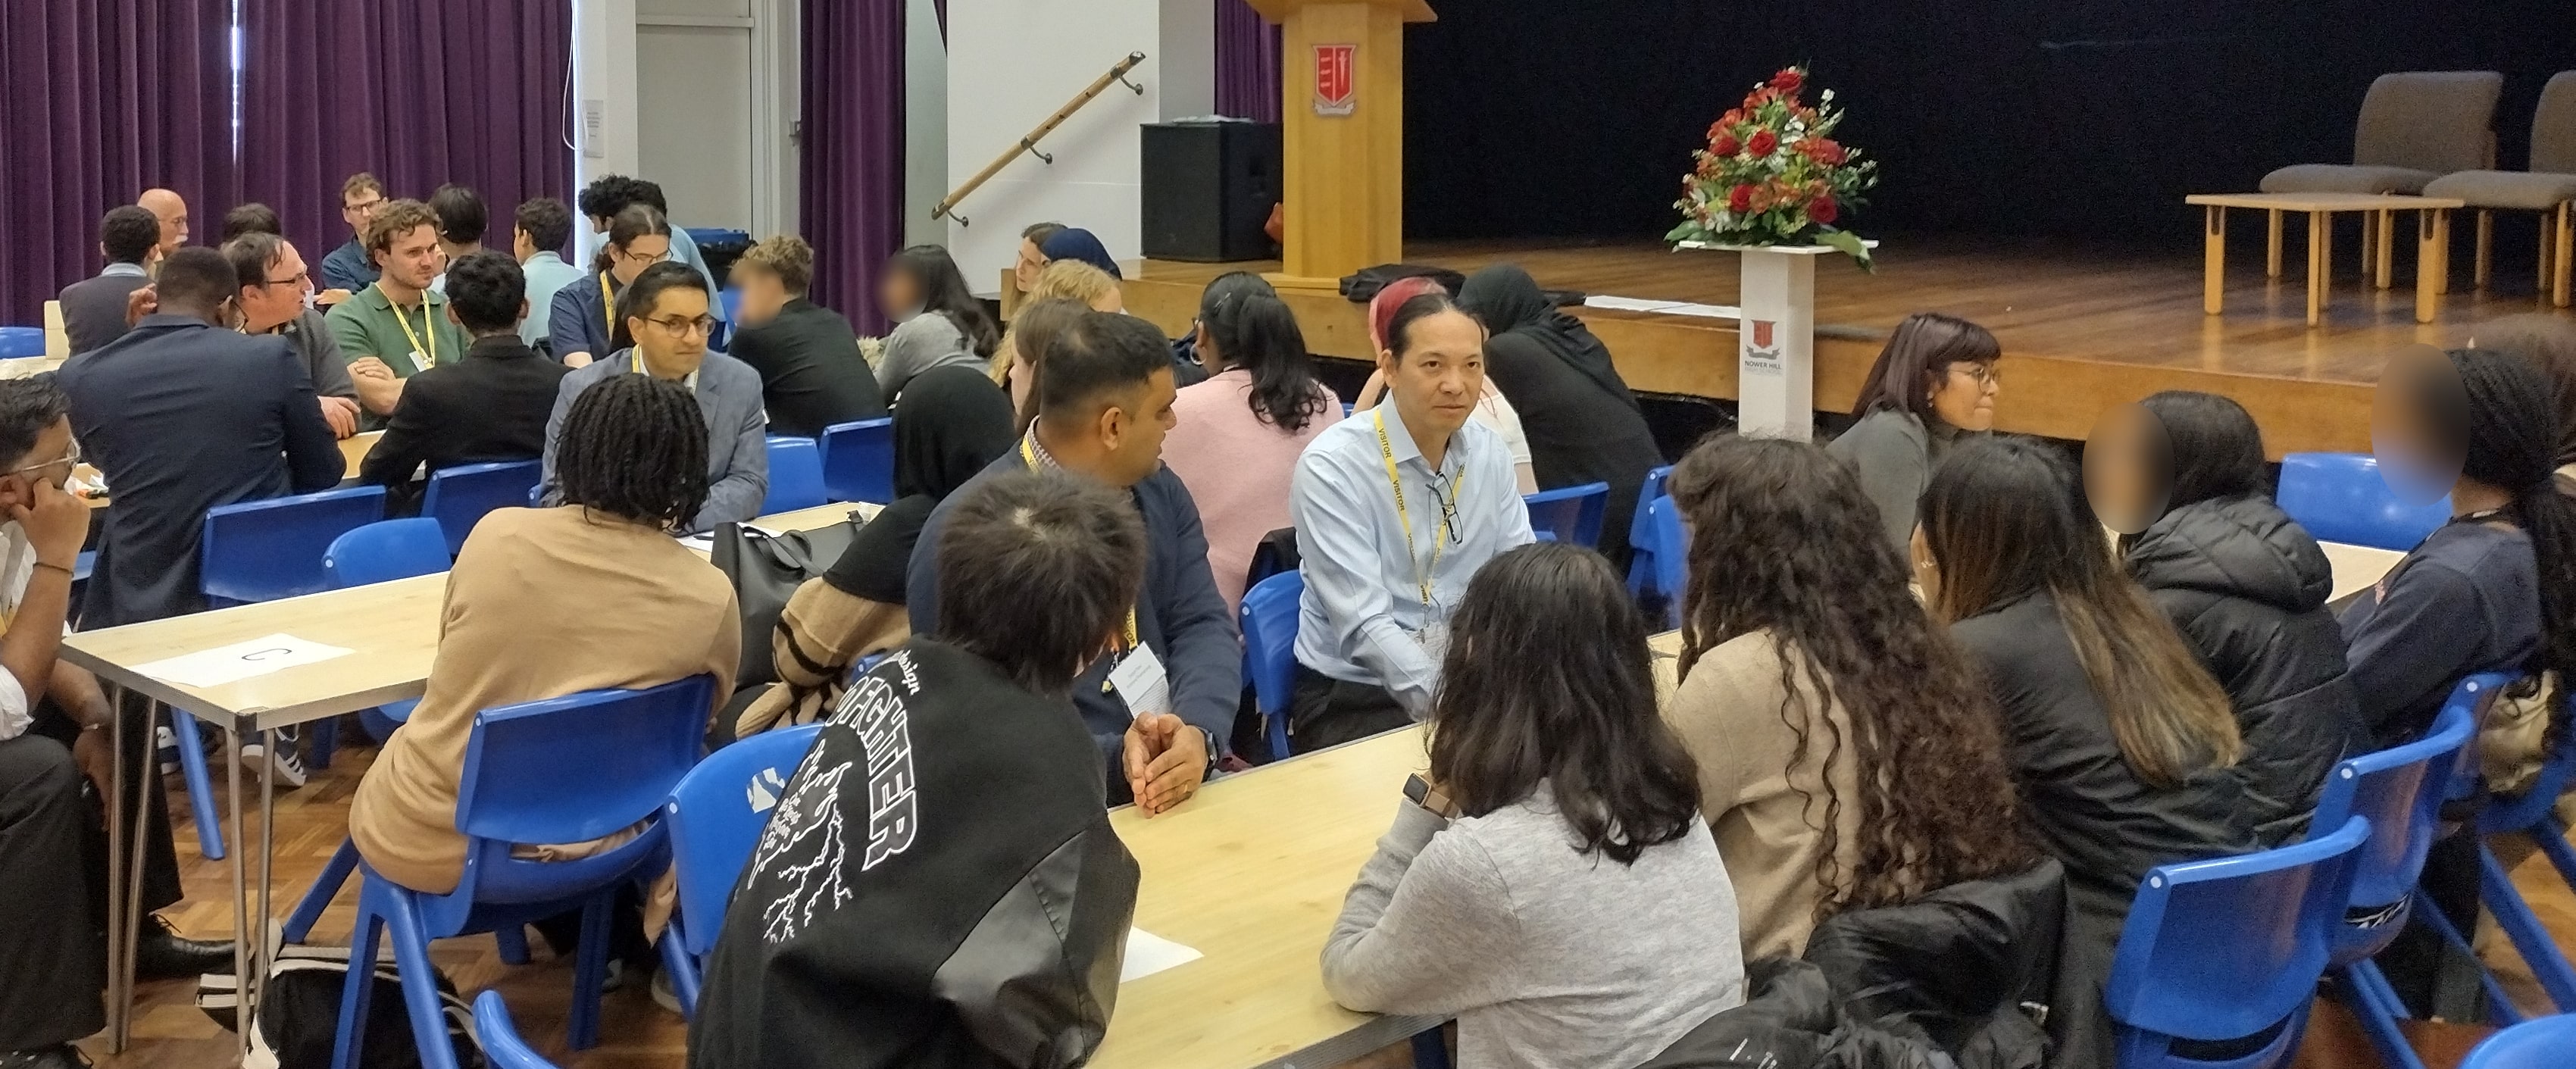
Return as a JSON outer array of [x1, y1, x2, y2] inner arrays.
[[1246, 0, 1436, 290]]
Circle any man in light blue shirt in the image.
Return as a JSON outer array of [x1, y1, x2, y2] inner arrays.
[[1289, 292, 1533, 752], [511, 197, 585, 352]]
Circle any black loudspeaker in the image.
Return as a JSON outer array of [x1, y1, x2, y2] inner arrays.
[[1140, 121, 1282, 262]]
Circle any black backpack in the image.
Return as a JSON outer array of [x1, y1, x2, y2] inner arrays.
[[197, 944, 483, 1069]]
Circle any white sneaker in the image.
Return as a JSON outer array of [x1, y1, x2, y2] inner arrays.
[[236, 730, 308, 789], [156, 725, 178, 775], [650, 967, 683, 1015]]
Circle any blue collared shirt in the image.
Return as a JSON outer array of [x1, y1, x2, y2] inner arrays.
[[1290, 399, 1534, 714], [100, 261, 148, 279], [517, 252, 588, 349], [319, 237, 379, 292]]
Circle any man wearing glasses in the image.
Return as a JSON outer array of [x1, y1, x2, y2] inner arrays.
[[539, 261, 768, 534], [1288, 293, 1534, 754], [326, 199, 470, 430], [317, 172, 388, 301], [223, 233, 364, 439]]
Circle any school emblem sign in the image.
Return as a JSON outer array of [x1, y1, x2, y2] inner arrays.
[[1314, 44, 1357, 116]]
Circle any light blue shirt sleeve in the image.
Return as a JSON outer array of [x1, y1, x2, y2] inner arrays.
[[1293, 444, 1443, 715]]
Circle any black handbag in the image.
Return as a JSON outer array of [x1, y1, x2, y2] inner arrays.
[[712, 515, 866, 689]]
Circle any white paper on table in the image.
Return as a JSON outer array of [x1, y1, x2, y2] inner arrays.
[[1121, 927, 1202, 983], [133, 633, 354, 689], [1658, 302, 1742, 319], [1583, 295, 1689, 313], [678, 523, 784, 553]]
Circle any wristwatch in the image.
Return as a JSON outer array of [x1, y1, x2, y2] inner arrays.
[[1403, 773, 1458, 818]]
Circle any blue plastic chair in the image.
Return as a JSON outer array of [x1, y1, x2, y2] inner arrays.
[[1241, 571, 1304, 762], [1522, 482, 1609, 549], [658, 723, 826, 1020], [164, 704, 225, 861], [2464, 693, 2576, 1017], [2275, 453, 2453, 552], [2460, 1011, 2576, 1069], [332, 677, 714, 1069], [762, 438, 827, 514], [470, 991, 561, 1069], [420, 461, 541, 556], [2102, 814, 2370, 1069], [1624, 465, 1677, 599], [0, 327, 45, 358], [820, 417, 896, 505], [1640, 495, 1689, 628], [201, 485, 389, 607], [2306, 674, 2491, 1069]]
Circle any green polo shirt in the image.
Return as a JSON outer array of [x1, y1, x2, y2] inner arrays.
[[323, 281, 467, 380]]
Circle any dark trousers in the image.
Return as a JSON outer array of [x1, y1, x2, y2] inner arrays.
[[0, 695, 185, 1049], [1289, 664, 1413, 755], [2377, 830, 2486, 1018]]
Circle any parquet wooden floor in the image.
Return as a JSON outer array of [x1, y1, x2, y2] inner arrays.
[[73, 732, 2552, 1067]]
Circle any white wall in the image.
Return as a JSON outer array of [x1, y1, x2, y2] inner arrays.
[[945, 0, 1215, 295], [572, 0, 642, 192], [573, 0, 799, 237], [902, 0, 949, 248]]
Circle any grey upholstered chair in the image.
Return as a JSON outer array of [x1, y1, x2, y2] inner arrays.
[[2424, 71, 2576, 306], [2262, 71, 2504, 195]]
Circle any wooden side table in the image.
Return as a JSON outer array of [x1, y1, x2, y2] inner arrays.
[[2186, 192, 2466, 326]]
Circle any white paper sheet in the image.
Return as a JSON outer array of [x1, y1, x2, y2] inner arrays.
[[1121, 927, 1202, 983], [1580, 295, 1741, 320], [133, 633, 354, 689]]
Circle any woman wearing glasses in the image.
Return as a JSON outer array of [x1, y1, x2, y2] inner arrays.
[[1825, 312, 2002, 555], [539, 261, 772, 534], [548, 203, 672, 369]]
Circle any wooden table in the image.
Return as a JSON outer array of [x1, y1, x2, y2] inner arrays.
[[2185, 192, 2465, 326], [1092, 727, 1440, 1069], [2322, 539, 2406, 608], [58, 496, 877, 1055]]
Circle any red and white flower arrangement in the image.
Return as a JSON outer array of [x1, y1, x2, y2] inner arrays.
[[1667, 66, 1880, 267]]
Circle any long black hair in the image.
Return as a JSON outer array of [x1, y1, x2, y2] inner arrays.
[[611, 261, 709, 352], [2138, 390, 2268, 509], [887, 245, 1000, 359], [2449, 347, 2576, 733], [1429, 542, 1702, 864], [1202, 284, 1327, 433], [555, 374, 708, 530]]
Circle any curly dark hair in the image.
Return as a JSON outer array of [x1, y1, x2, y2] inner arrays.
[[555, 374, 708, 530], [1670, 435, 2038, 917], [1430, 542, 1702, 866]]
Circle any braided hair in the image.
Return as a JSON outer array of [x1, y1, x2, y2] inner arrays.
[[555, 374, 708, 530], [2450, 347, 2576, 742]]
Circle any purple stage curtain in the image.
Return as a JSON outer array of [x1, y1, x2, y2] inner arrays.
[[1215, 0, 1281, 123], [802, 0, 908, 334], [236, 0, 573, 276], [0, 0, 236, 324]]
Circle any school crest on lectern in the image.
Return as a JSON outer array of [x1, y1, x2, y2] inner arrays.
[[1314, 44, 1357, 116]]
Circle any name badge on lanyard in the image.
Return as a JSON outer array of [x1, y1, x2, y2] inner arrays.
[[1107, 643, 1172, 720]]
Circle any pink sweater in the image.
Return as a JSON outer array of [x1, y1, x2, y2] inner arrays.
[[1165, 368, 1345, 614]]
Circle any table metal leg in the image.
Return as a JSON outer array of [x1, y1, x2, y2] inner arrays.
[[257, 726, 278, 1011], [2418, 208, 2446, 324], [114, 701, 155, 1050], [102, 683, 127, 1052], [2202, 205, 2227, 315], [227, 724, 252, 1062], [2267, 209, 2284, 278], [2306, 211, 2327, 327], [2376, 209, 2396, 289]]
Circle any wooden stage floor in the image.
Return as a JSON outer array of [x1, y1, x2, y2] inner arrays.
[[1122, 236, 2576, 457]]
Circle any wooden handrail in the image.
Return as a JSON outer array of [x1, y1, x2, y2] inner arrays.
[[933, 51, 1148, 227]]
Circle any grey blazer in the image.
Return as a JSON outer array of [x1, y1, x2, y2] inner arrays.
[[539, 349, 771, 534], [58, 268, 152, 355]]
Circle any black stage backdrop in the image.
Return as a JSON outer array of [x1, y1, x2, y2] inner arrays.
[[1402, 2, 2576, 242]]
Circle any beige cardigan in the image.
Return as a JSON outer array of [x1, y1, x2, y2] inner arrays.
[[1664, 629, 1864, 961], [351, 506, 740, 895]]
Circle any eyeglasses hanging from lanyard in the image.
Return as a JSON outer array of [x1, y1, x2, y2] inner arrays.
[[1374, 410, 1465, 610]]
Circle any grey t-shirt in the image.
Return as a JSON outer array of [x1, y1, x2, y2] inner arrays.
[[874, 312, 984, 405], [264, 308, 359, 400], [1323, 784, 1746, 1069], [1825, 408, 1959, 555]]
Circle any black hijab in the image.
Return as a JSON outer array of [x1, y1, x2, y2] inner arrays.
[[893, 366, 1018, 500], [825, 367, 1016, 603], [1457, 264, 1641, 414]]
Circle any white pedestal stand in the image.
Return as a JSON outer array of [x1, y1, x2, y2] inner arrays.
[[1677, 240, 1873, 440]]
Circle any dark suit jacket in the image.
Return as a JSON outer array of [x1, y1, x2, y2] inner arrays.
[[361, 334, 571, 499], [725, 298, 885, 437], [58, 267, 152, 355], [59, 314, 346, 627]]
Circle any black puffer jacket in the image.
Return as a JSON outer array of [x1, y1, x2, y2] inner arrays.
[[2124, 493, 2368, 846], [1636, 959, 1946, 1069], [1802, 860, 2065, 1069]]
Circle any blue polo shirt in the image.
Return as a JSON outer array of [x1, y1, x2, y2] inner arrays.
[[319, 237, 379, 292]]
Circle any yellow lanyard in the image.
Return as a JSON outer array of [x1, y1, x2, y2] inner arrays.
[[1022, 436, 1140, 649], [599, 271, 617, 335], [384, 286, 436, 368], [1375, 410, 1462, 610]]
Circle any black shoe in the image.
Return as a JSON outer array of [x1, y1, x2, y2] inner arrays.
[[0, 1045, 91, 1068], [133, 916, 236, 982]]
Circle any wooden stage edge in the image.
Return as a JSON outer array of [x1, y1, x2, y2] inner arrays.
[[1117, 236, 2576, 458]]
